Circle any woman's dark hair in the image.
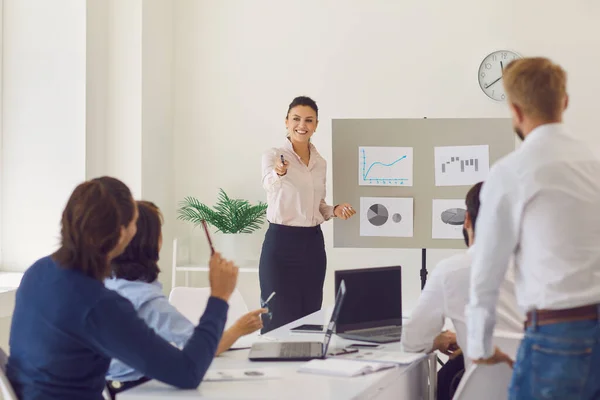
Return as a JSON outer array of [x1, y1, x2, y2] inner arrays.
[[52, 176, 135, 281], [286, 96, 318, 119], [111, 201, 163, 283]]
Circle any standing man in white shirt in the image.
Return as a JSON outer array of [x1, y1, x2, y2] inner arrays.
[[402, 181, 522, 400], [466, 57, 600, 400], [259, 96, 356, 332]]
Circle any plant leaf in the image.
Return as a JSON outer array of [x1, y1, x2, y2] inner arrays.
[[176, 189, 268, 234]]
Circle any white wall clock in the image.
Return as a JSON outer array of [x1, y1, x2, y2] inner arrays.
[[478, 50, 521, 101]]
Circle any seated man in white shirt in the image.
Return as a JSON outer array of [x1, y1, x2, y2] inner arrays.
[[402, 181, 523, 400]]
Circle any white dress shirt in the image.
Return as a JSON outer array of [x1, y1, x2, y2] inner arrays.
[[466, 123, 600, 359], [262, 139, 334, 227], [402, 246, 523, 367]]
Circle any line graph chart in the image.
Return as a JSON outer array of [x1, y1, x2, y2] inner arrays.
[[358, 147, 413, 186]]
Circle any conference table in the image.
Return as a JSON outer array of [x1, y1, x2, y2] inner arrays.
[[119, 309, 435, 400]]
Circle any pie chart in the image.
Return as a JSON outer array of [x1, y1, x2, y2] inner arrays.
[[367, 204, 388, 226], [441, 208, 466, 226]]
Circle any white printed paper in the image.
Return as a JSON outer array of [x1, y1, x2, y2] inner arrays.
[[432, 199, 467, 239], [338, 350, 427, 365], [204, 368, 282, 381], [434, 145, 489, 186], [359, 147, 413, 186], [360, 197, 413, 237]]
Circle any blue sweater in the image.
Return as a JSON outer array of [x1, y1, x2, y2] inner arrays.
[[6, 256, 228, 400]]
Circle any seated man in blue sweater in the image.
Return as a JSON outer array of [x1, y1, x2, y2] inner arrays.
[[6, 176, 239, 400], [104, 201, 266, 396]]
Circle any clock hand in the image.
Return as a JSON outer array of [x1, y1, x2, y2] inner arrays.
[[501, 61, 504, 72], [485, 76, 502, 89]]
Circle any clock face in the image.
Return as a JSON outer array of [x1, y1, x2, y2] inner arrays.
[[478, 50, 520, 101]]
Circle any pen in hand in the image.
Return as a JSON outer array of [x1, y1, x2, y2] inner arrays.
[[263, 291, 276, 307], [276, 155, 288, 177]]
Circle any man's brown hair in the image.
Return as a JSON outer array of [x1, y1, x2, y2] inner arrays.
[[111, 201, 163, 283], [503, 57, 567, 121], [53, 176, 135, 281]]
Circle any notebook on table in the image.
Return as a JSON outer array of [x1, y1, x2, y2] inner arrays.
[[298, 358, 395, 377], [335, 350, 427, 365]]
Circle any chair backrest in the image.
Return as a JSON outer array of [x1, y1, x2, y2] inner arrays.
[[0, 349, 17, 400], [452, 362, 513, 400], [0, 347, 7, 374], [169, 286, 249, 330]]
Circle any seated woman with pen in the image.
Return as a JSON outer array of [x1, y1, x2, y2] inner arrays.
[[105, 201, 266, 397], [6, 177, 238, 400]]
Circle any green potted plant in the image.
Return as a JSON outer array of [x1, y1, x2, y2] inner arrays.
[[177, 189, 268, 261]]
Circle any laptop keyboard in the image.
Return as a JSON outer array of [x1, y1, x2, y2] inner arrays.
[[280, 342, 316, 357], [352, 326, 402, 337]]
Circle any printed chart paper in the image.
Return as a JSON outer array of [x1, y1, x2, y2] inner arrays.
[[432, 199, 467, 239], [204, 368, 282, 381], [434, 145, 489, 186], [360, 197, 413, 237], [358, 147, 413, 186]]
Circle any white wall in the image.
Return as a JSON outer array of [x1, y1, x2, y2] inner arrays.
[[86, 0, 175, 291], [141, 0, 175, 291], [86, 0, 109, 181], [2, 0, 87, 271], [172, 0, 600, 312], [106, 0, 143, 198]]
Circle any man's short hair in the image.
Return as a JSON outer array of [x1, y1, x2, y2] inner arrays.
[[503, 57, 567, 121]]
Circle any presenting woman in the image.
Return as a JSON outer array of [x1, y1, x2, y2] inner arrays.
[[259, 96, 356, 332]]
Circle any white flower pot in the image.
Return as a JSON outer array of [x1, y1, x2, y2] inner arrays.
[[216, 233, 249, 264]]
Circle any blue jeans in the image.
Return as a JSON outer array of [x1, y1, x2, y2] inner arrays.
[[509, 312, 600, 399]]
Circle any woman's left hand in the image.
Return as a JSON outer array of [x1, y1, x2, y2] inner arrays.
[[334, 203, 356, 220]]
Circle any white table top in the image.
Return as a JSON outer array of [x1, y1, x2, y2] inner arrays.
[[119, 309, 429, 400]]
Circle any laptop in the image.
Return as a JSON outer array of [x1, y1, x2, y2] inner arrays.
[[248, 280, 347, 361], [334, 266, 402, 343]]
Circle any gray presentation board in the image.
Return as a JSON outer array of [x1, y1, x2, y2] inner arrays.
[[332, 118, 515, 249]]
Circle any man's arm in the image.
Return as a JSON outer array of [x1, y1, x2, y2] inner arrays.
[[466, 165, 521, 360], [402, 266, 447, 353]]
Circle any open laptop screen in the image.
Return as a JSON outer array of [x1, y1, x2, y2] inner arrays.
[[334, 266, 402, 332], [322, 280, 346, 353]]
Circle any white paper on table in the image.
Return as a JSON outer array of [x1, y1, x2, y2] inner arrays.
[[360, 197, 413, 237], [337, 350, 427, 365], [432, 199, 467, 239], [298, 358, 395, 377], [358, 146, 413, 186], [434, 145, 489, 186], [204, 368, 282, 381]]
